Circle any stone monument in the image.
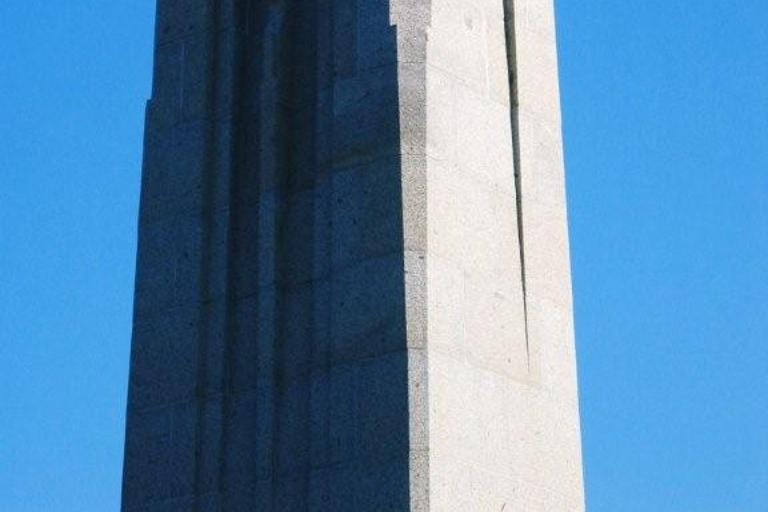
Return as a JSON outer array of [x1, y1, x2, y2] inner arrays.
[[122, 0, 584, 510]]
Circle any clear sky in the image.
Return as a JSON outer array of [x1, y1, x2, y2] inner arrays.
[[0, 1, 765, 510]]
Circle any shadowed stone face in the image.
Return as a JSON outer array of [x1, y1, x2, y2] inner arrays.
[[123, 1, 583, 510]]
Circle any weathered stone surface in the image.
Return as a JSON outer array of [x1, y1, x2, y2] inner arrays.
[[123, 0, 583, 510]]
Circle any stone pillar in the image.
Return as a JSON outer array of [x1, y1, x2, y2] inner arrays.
[[122, 1, 583, 510]]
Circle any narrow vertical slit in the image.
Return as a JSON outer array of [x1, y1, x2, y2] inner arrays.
[[502, 0, 531, 365]]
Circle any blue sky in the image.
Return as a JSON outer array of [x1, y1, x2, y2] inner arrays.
[[0, 1, 766, 510]]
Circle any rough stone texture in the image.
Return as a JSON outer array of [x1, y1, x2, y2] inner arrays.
[[123, 0, 583, 510], [419, 0, 585, 510]]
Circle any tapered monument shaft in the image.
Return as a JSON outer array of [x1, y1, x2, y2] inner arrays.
[[122, 1, 583, 510]]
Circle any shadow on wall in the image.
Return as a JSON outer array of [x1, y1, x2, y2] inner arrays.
[[123, 0, 415, 510]]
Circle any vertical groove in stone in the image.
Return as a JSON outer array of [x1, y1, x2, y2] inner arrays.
[[193, 0, 223, 505], [269, 1, 291, 503], [217, 0, 252, 500], [263, 4, 287, 505], [502, 0, 531, 368], [269, 2, 323, 505]]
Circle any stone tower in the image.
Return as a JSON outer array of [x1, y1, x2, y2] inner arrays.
[[122, 0, 584, 510]]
